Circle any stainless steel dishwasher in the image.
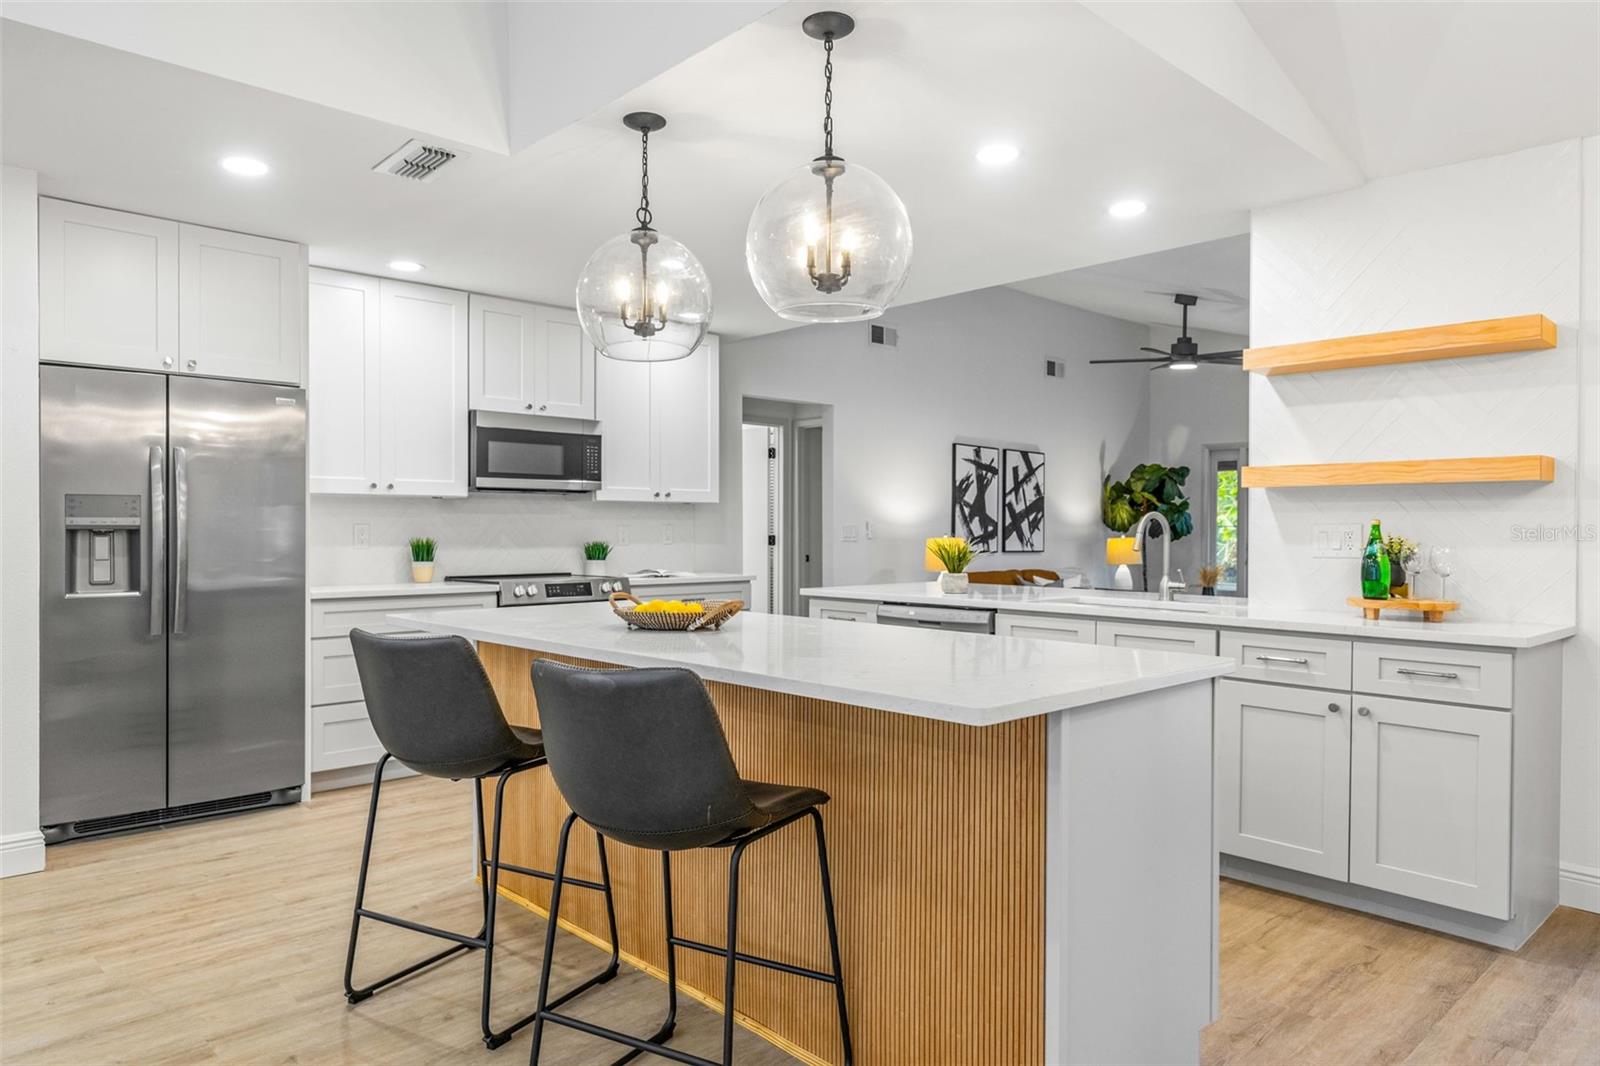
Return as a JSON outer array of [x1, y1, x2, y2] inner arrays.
[[874, 602, 997, 634]]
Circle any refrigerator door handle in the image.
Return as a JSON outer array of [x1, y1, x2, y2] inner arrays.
[[172, 445, 189, 635], [148, 445, 166, 637]]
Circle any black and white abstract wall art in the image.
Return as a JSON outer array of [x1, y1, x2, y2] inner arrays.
[[1002, 448, 1046, 553], [951, 443, 1001, 552]]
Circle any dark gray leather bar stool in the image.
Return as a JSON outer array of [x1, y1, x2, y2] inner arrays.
[[526, 660, 852, 1066], [343, 630, 621, 1049]]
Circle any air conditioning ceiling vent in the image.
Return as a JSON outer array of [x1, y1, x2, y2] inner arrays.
[[372, 139, 461, 182]]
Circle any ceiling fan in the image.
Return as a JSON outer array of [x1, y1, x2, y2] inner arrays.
[[1090, 293, 1243, 371]]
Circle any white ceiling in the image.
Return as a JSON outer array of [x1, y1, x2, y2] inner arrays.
[[1010, 235, 1250, 337], [3, 2, 1595, 340]]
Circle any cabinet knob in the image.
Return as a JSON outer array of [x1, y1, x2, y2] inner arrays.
[[186, 359, 197, 371], [539, 404, 547, 411], [162, 356, 174, 368], [653, 492, 660, 498], [386, 483, 395, 490], [525, 403, 533, 410], [664, 491, 672, 498], [369, 482, 377, 489], [1327, 702, 1340, 713], [1357, 706, 1371, 717]]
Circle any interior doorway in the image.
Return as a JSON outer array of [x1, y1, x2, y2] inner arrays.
[[741, 398, 830, 615]]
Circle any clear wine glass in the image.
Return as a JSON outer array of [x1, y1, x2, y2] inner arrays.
[[1399, 545, 1423, 598], [1429, 546, 1454, 600]]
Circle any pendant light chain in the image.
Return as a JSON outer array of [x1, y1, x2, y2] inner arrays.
[[821, 35, 835, 159], [636, 127, 653, 230]]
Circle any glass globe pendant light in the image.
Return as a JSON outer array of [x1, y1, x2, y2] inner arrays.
[[576, 112, 712, 362], [746, 11, 912, 323]]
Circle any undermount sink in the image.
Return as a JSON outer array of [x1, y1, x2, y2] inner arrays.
[[1068, 595, 1224, 614]]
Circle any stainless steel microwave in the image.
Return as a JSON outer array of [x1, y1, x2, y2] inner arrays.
[[469, 414, 602, 492]]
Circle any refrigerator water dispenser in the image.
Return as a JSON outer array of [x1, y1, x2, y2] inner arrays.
[[64, 493, 141, 596]]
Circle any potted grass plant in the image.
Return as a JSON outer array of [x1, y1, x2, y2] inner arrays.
[[408, 537, 437, 584], [929, 537, 976, 594], [582, 540, 612, 577], [1197, 565, 1222, 597]]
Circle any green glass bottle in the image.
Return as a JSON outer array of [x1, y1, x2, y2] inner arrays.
[[1360, 519, 1391, 599]]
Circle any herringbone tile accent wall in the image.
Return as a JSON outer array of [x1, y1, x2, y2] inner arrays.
[[1249, 140, 1581, 623]]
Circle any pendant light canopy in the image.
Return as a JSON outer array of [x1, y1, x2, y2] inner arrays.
[[576, 112, 712, 363], [746, 11, 912, 324]]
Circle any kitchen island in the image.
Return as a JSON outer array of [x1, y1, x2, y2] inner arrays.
[[391, 603, 1235, 1066]]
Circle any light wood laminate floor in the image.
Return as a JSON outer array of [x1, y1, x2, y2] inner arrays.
[[1, 775, 1596, 1065]]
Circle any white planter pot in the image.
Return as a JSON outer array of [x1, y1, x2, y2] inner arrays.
[[582, 558, 608, 577], [410, 562, 435, 584], [938, 571, 969, 594]]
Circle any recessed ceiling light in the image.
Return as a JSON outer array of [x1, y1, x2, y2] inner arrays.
[[219, 156, 270, 178], [1108, 199, 1147, 220], [387, 260, 424, 273], [976, 143, 1019, 167]]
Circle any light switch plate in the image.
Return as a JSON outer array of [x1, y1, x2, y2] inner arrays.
[[1312, 522, 1362, 559], [841, 524, 859, 542], [662, 523, 674, 545]]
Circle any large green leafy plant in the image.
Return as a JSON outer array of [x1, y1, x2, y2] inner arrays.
[[1102, 463, 1193, 540]]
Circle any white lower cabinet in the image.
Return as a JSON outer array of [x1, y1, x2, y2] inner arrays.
[[1096, 620, 1218, 655], [807, 598, 878, 623], [1349, 695, 1512, 918], [995, 613, 1095, 644], [1215, 679, 1350, 880]]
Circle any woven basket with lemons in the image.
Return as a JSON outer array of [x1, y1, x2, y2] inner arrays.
[[610, 591, 742, 632]]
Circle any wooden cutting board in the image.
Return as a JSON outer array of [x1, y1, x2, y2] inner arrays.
[[1348, 597, 1460, 623]]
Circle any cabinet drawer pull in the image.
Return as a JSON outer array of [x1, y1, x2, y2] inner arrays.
[[1255, 654, 1310, 665], [1397, 667, 1460, 680], [1357, 706, 1371, 717]]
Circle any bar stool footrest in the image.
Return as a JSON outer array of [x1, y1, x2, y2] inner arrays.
[[667, 935, 838, 984], [540, 1010, 712, 1066]]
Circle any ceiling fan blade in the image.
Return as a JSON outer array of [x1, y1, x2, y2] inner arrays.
[[1196, 349, 1244, 360], [1138, 347, 1169, 355], [1090, 357, 1169, 365]]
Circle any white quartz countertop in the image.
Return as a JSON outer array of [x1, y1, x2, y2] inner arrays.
[[312, 582, 501, 600], [801, 583, 1575, 649], [387, 603, 1233, 727], [625, 572, 756, 587]]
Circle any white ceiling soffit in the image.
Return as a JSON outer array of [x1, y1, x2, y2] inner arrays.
[[1010, 235, 1251, 336], [1, 0, 781, 157]]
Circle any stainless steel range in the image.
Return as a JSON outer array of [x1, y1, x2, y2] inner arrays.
[[444, 572, 631, 607]]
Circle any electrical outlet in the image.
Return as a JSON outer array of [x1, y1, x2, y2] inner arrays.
[[352, 523, 370, 548], [663, 523, 674, 545], [1312, 522, 1362, 559], [863, 520, 874, 540], [841, 524, 859, 542], [616, 524, 629, 545]]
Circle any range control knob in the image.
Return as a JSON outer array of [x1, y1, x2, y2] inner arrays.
[[600, 581, 614, 593], [513, 584, 527, 598]]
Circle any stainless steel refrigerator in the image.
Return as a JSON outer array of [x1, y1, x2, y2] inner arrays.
[[40, 365, 306, 841]]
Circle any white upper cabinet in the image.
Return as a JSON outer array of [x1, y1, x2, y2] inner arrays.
[[469, 296, 596, 419], [178, 224, 305, 385], [595, 335, 719, 503], [39, 198, 179, 373], [308, 270, 467, 498], [308, 270, 381, 495], [379, 280, 469, 497]]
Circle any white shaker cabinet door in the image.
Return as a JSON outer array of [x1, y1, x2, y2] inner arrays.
[[1096, 620, 1218, 655], [1349, 696, 1511, 918], [39, 198, 179, 373], [532, 304, 596, 420], [379, 280, 468, 497], [1215, 679, 1350, 880], [595, 353, 656, 501], [995, 613, 1096, 644], [652, 335, 719, 503], [469, 293, 538, 414], [308, 270, 382, 494], [178, 224, 305, 384]]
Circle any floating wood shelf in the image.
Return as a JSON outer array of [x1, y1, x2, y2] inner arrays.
[[1242, 456, 1555, 488], [1243, 314, 1556, 376]]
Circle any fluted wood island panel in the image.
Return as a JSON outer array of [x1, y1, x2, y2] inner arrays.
[[479, 643, 1046, 1066]]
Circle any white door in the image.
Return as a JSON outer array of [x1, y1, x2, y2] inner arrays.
[[652, 335, 720, 502], [308, 270, 382, 494], [378, 280, 468, 497], [178, 224, 304, 384], [1215, 679, 1351, 880], [595, 353, 656, 501], [532, 304, 596, 419], [468, 293, 538, 414], [1349, 696, 1511, 918], [39, 198, 179, 373]]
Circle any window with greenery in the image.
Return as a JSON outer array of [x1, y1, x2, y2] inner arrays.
[[1204, 447, 1245, 595]]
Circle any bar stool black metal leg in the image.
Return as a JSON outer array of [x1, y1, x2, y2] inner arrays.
[[473, 777, 491, 941], [721, 839, 749, 1065], [527, 812, 577, 1065], [809, 809, 854, 1066], [345, 755, 475, 1004], [595, 831, 622, 981]]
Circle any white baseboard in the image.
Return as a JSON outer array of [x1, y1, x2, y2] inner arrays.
[[1560, 863, 1600, 914], [0, 830, 45, 878]]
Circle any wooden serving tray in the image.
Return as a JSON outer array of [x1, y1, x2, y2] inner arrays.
[[1347, 597, 1460, 623]]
